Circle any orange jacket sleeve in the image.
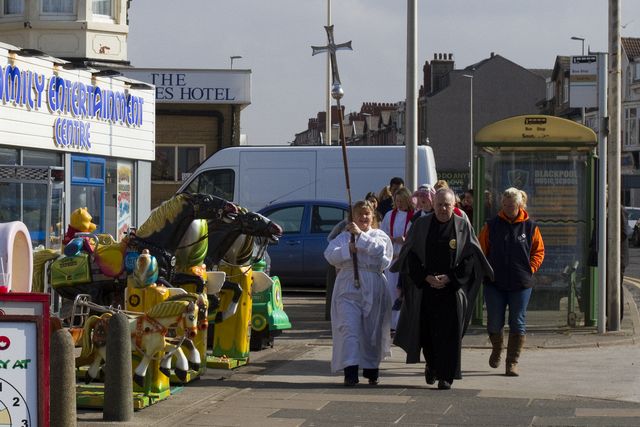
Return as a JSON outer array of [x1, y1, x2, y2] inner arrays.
[[530, 226, 545, 273], [478, 223, 490, 256]]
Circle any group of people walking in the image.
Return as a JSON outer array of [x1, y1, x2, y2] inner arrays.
[[324, 177, 545, 390]]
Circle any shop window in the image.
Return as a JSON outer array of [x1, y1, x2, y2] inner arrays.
[[152, 145, 204, 182], [0, 148, 18, 164], [23, 149, 62, 166], [2, 0, 24, 16]]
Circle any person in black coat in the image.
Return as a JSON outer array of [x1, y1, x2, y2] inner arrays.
[[391, 189, 493, 390]]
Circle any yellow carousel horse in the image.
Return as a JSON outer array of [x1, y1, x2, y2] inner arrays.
[[78, 299, 198, 386]]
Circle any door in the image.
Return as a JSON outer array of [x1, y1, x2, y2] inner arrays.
[[70, 156, 105, 232]]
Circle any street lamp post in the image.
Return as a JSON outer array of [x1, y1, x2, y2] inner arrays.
[[571, 36, 586, 125], [463, 74, 473, 189], [571, 36, 586, 55], [230, 55, 242, 69]]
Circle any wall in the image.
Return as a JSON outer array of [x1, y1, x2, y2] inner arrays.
[[426, 55, 546, 172]]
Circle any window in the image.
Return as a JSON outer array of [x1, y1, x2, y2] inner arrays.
[[624, 107, 639, 148], [92, 0, 111, 16], [3, 0, 24, 15], [635, 63, 640, 82], [263, 206, 304, 234], [152, 145, 204, 182], [184, 169, 234, 202], [562, 78, 569, 104], [41, 0, 75, 17], [311, 205, 347, 233]]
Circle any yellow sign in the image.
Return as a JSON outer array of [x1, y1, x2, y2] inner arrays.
[[475, 115, 597, 145]]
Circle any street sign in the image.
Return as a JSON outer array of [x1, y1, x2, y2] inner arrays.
[[570, 55, 598, 108]]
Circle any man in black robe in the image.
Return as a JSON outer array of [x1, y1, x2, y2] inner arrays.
[[391, 189, 493, 390]]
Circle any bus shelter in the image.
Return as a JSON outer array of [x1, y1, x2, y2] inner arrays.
[[472, 115, 598, 329]]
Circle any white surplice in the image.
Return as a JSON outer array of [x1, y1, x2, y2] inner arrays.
[[380, 209, 412, 329], [324, 228, 394, 372]]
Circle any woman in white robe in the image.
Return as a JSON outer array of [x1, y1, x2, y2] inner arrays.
[[324, 200, 394, 386], [380, 187, 416, 331]]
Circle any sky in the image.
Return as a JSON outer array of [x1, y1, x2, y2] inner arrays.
[[128, 0, 640, 146]]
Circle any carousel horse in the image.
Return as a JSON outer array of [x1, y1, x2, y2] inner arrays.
[[205, 209, 282, 268], [49, 193, 237, 306], [131, 192, 238, 281], [158, 293, 209, 378], [171, 208, 282, 321], [78, 299, 198, 386]]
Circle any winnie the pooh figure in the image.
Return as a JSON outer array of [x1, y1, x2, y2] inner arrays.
[[62, 207, 97, 245]]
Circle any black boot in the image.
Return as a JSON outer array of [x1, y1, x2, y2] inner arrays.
[[343, 365, 359, 386], [363, 368, 379, 385], [424, 364, 436, 385]]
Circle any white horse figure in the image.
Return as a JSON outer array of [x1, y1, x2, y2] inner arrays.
[[79, 299, 198, 386]]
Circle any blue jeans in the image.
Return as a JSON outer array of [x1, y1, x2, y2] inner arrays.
[[484, 285, 532, 335]]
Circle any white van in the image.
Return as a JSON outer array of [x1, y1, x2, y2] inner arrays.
[[178, 145, 438, 211]]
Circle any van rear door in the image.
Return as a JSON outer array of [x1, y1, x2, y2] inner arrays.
[[239, 150, 317, 210]]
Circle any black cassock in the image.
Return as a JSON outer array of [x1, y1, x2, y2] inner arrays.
[[391, 213, 493, 382]]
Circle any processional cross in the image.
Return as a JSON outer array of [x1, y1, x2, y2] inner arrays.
[[312, 26, 360, 288]]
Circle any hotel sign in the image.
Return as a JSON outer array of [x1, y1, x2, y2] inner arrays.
[[122, 69, 251, 105]]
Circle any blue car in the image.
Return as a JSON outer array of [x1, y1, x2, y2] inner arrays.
[[258, 200, 349, 286]]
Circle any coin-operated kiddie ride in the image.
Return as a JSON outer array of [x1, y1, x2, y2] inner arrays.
[[39, 193, 287, 409], [250, 258, 291, 352], [204, 209, 289, 369]]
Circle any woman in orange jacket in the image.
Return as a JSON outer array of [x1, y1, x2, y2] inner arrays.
[[478, 187, 544, 377]]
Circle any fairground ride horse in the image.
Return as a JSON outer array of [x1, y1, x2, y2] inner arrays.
[[78, 299, 198, 387], [158, 293, 208, 379], [48, 193, 237, 308], [170, 209, 281, 318], [131, 192, 238, 282], [202, 210, 282, 322]]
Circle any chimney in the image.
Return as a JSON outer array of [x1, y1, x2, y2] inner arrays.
[[430, 52, 455, 93], [423, 60, 432, 94]]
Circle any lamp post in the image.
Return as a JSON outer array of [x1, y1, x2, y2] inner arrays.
[[463, 74, 474, 189], [571, 36, 586, 125], [571, 36, 585, 55], [230, 55, 242, 69]]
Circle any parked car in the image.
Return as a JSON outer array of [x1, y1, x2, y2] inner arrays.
[[258, 200, 349, 286]]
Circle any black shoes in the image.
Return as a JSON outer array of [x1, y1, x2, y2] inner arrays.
[[344, 377, 358, 386], [344, 365, 359, 387], [437, 380, 452, 390], [363, 368, 379, 386], [424, 366, 436, 385]]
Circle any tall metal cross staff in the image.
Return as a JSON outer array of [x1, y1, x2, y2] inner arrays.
[[312, 25, 360, 288]]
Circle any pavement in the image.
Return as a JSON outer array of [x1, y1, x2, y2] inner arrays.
[[78, 280, 640, 427]]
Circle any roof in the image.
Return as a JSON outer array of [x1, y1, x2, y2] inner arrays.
[[528, 69, 553, 79], [622, 37, 640, 59]]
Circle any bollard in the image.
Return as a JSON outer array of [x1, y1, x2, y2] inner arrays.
[[103, 312, 133, 421], [50, 329, 77, 427]]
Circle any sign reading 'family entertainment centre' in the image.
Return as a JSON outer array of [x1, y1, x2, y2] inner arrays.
[[0, 64, 145, 150]]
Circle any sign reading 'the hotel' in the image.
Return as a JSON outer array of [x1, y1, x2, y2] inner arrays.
[[122, 69, 252, 105]]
